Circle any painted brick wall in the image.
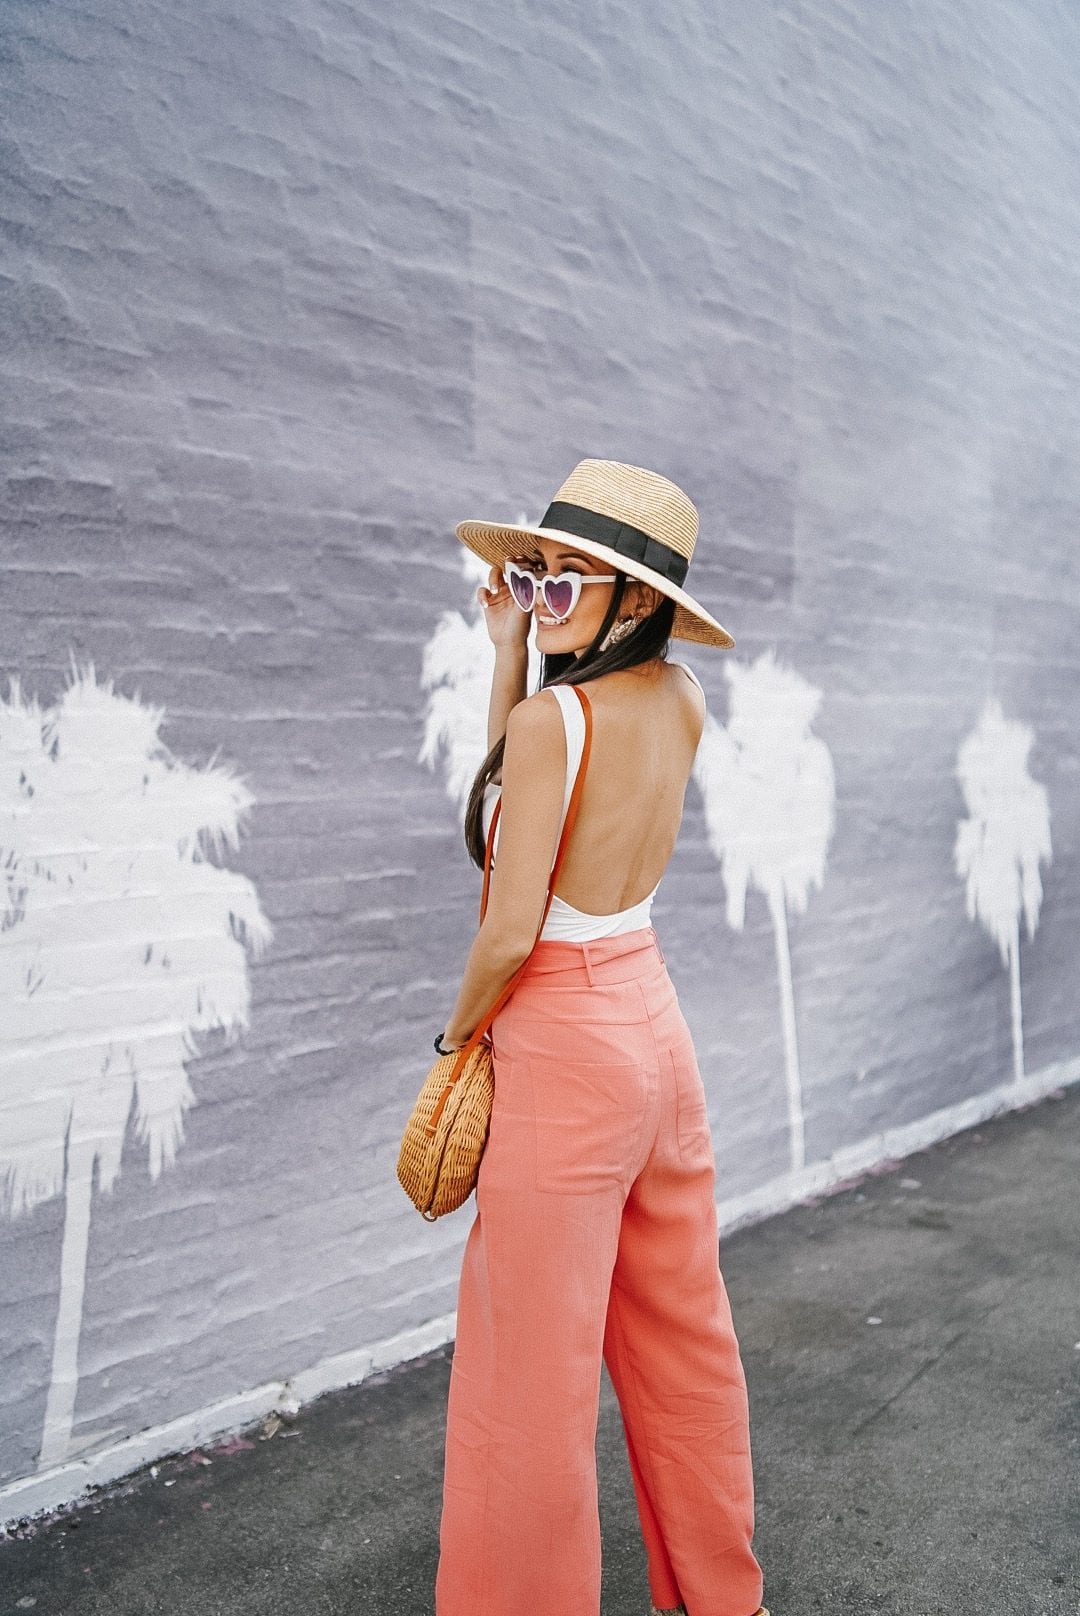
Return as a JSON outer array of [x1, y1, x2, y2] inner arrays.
[[2, 0, 1079, 1515]]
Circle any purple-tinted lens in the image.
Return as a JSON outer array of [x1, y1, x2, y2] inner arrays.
[[543, 575, 576, 619], [508, 569, 536, 611]]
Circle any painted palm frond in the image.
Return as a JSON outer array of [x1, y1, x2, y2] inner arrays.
[[419, 607, 495, 820], [1, 676, 52, 928], [954, 697, 1051, 1084], [0, 661, 273, 1469], [1, 663, 274, 1203], [418, 531, 540, 823], [693, 648, 836, 1172], [695, 649, 835, 929], [955, 698, 1050, 964]]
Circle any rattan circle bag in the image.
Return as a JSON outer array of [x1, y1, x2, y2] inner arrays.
[[397, 683, 593, 1220]]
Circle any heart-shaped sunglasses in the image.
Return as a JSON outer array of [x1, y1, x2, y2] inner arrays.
[[503, 558, 619, 623]]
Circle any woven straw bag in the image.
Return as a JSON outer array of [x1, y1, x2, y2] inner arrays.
[[397, 684, 593, 1220]]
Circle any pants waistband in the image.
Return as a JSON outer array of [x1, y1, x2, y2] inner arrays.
[[516, 925, 666, 987]]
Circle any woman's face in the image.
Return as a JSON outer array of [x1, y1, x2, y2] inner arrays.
[[508, 537, 660, 655]]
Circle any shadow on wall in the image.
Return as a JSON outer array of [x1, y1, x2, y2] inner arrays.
[[0, 661, 273, 1472]]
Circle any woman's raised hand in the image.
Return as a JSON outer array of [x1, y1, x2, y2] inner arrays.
[[476, 564, 530, 652]]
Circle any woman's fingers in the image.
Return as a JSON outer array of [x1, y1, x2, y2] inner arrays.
[[477, 565, 508, 609]]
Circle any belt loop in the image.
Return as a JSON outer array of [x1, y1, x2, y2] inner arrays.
[[652, 927, 666, 964], [581, 939, 598, 987]]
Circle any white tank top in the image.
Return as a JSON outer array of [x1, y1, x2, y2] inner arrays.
[[480, 662, 705, 942]]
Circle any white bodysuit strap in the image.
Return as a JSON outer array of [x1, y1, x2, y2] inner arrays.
[[547, 684, 584, 844]]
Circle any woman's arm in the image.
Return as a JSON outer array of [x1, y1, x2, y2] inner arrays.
[[441, 691, 566, 1045], [476, 562, 531, 772], [487, 641, 529, 768]]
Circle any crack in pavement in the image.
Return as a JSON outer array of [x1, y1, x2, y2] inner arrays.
[[849, 1325, 972, 1437]]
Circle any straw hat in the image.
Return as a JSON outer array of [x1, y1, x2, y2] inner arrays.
[[455, 458, 735, 648]]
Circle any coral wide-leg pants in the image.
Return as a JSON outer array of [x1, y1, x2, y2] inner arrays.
[[435, 927, 765, 1616]]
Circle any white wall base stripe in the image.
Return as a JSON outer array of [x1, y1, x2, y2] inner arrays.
[[713, 1054, 1080, 1236], [3, 1056, 1076, 1535], [0, 1314, 457, 1534]]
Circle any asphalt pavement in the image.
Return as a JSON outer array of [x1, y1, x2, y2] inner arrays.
[[2, 1083, 1078, 1616]]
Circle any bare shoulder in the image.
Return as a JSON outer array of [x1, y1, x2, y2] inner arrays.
[[669, 658, 705, 702], [500, 690, 567, 805], [667, 660, 706, 748], [505, 687, 565, 747], [668, 658, 704, 692]]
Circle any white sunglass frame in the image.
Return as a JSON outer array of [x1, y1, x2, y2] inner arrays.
[[503, 557, 620, 623]]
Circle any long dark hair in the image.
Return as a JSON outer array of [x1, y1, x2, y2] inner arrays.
[[462, 572, 678, 868]]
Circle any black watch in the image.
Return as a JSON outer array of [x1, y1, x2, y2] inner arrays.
[[434, 1031, 459, 1055]]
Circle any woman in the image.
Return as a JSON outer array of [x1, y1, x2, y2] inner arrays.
[[433, 460, 768, 1616]]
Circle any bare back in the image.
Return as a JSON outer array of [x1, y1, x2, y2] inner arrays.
[[543, 660, 705, 915]]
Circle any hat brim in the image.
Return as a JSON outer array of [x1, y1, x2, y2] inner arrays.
[[455, 519, 735, 649]]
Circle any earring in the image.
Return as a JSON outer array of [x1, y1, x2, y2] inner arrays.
[[599, 614, 638, 651]]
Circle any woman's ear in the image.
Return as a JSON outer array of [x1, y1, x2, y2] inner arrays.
[[626, 577, 663, 615]]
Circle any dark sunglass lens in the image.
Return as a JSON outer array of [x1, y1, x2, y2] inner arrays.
[[508, 569, 535, 611], [543, 577, 575, 619]]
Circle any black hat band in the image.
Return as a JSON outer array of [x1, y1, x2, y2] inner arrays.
[[539, 501, 690, 588]]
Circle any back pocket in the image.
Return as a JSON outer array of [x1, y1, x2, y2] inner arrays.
[[526, 1053, 648, 1196], [670, 1039, 711, 1159]]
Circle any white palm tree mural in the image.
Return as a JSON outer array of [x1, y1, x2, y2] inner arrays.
[[0, 661, 273, 1471], [954, 697, 1051, 1086], [418, 521, 541, 822], [693, 648, 836, 1173]]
